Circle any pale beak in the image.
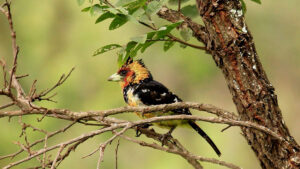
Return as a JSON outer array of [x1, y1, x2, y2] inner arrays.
[[108, 73, 122, 82]]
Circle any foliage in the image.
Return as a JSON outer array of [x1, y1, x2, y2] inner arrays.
[[78, 0, 262, 66]]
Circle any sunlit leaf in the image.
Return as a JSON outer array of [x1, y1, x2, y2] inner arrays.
[[109, 14, 128, 30], [115, 0, 137, 7], [116, 7, 129, 15], [93, 44, 122, 56], [95, 12, 115, 24], [181, 5, 198, 18], [131, 34, 147, 44], [180, 27, 192, 41], [145, 0, 166, 16], [131, 8, 145, 18], [90, 4, 106, 15], [107, 7, 120, 14]]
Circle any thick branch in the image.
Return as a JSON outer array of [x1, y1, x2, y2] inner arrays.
[[193, 0, 300, 168]]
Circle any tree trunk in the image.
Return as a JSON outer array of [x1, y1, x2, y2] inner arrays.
[[195, 0, 300, 168]]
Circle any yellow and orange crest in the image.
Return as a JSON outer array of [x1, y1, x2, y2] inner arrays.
[[119, 59, 152, 88]]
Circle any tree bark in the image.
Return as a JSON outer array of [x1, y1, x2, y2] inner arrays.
[[194, 0, 300, 168]]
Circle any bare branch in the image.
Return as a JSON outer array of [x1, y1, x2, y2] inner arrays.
[[50, 144, 65, 169], [120, 134, 241, 169], [0, 121, 76, 160], [115, 139, 120, 169], [0, 102, 14, 110]]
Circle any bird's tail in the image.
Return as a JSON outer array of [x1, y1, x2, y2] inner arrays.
[[188, 121, 221, 157]]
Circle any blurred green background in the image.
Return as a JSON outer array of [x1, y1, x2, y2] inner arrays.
[[0, 0, 299, 168]]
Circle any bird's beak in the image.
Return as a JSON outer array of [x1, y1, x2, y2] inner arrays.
[[108, 73, 122, 82]]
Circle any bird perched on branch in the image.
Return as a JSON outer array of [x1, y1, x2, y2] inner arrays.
[[108, 58, 221, 156]]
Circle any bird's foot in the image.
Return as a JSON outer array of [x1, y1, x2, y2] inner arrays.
[[136, 123, 152, 137], [159, 131, 173, 146]]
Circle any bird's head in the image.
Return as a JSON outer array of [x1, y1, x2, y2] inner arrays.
[[108, 59, 152, 88]]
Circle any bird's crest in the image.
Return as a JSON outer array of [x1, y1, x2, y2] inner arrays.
[[118, 58, 152, 88]]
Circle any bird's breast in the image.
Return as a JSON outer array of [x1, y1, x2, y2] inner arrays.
[[124, 87, 143, 107]]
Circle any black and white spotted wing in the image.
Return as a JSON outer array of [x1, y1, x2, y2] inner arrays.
[[133, 80, 191, 115]]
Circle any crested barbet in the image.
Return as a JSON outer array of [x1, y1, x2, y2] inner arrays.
[[108, 59, 221, 156]]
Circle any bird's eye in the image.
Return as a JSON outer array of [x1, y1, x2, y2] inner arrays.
[[119, 70, 128, 76]]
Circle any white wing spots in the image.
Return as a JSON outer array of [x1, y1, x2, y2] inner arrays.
[[155, 98, 162, 101], [242, 23, 248, 33], [141, 89, 150, 93], [161, 93, 167, 97], [174, 97, 179, 102]]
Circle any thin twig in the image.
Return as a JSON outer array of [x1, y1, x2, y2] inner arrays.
[[0, 102, 14, 110], [0, 2, 19, 92], [0, 121, 76, 160], [50, 144, 65, 169], [120, 134, 241, 169], [115, 139, 120, 169], [2, 125, 122, 169]]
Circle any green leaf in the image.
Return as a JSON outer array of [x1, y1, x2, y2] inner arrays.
[[131, 8, 145, 18], [168, 0, 190, 5], [163, 40, 175, 51], [107, 8, 120, 14], [131, 34, 147, 44], [250, 0, 261, 4], [127, 0, 147, 10], [95, 12, 115, 24], [130, 43, 144, 57], [180, 27, 192, 41], [93, 44, 122, 56], [116, 7, 129, 15], [115, 0, 137, 7], [147, 31, 156, 39], [141, 41, 155, 53], [90, 4, 106, 15], [117, 41, 138, 66], [117, 48, 126, 67], [181, 5, 198, 18], [81, 7, 91, 12], [145, 0, 166, 16], [77, 0, 85, 6], [156, 21, 183, 39], [139, 31, 157, 53], [109, 14, 128, 30], [125, 41, 138, 53]]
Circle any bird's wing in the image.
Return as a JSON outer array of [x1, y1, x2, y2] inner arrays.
[[134, 80, 190, 115]]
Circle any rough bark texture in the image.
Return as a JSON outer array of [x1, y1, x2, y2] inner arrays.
[[193, 0, 300, 168]]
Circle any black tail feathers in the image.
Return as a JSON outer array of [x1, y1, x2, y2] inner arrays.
[[188, 121, 221, 157]]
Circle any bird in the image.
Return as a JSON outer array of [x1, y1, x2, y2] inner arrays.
[[108, 58, 221, 156]]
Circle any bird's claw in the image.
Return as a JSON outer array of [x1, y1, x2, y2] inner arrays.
[[159, 132, 173, 146]]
